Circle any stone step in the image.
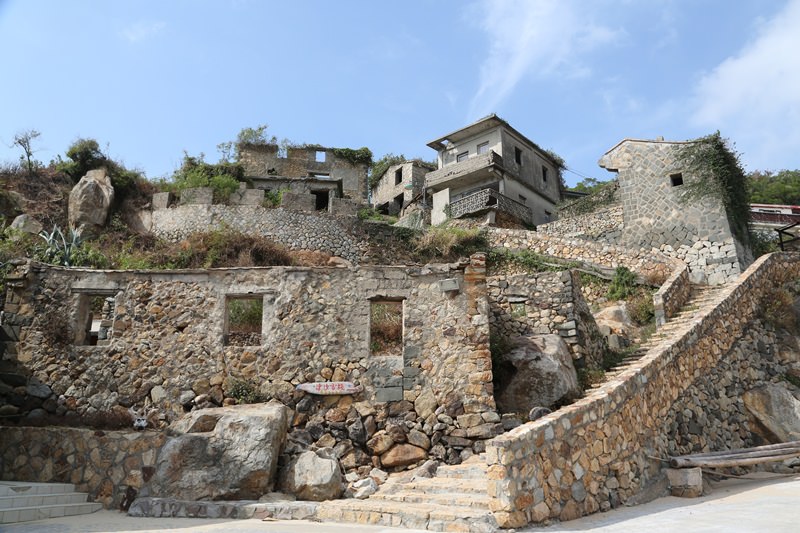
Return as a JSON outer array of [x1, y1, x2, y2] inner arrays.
[[380, 476, 488, 496], [0, 502, 103, 524], [0, 482, 76, 497], [0, 491, 90, 510], [433, 464, 487, 480], [317, 498, 497, 533], [370, 489, 490, 509]]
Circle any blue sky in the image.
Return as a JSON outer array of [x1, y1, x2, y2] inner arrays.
[[1, 0, 798, 187]]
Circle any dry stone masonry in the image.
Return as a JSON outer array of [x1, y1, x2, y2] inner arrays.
[[485, 252, 800, 528]]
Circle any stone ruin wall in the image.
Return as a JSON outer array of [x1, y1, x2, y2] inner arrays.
[[1, 257, 500, 499], [488, 270, 607, 371], [485, 252, 800, 528], [239, 144, 369, 201]]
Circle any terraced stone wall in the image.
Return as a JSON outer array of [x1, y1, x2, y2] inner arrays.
[[485, 252, 800, 528], [485, 228, 690, 326]]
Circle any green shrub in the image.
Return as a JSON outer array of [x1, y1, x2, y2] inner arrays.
[[225, 378, 262, 404], [413, 226, 487, 260], [627, 291, 655, 325], [263, 188, 288, 208], [607, 266, 638, 300], [169, 153, 245, 203]]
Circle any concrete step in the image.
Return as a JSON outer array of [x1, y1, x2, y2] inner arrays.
[[0, 482, 75, 497], [380, 476, 488, 496], [433, 464, 487, 480], [0, 502, 103, 524], [370, 490, 490, 509], [0, 491, 90, 510], [317, 498, 497, 533]]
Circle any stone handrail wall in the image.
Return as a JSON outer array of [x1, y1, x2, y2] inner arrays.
[[485, 252, 800, 528], [485, 228, 691, 324], [0, 426, 164, 509]]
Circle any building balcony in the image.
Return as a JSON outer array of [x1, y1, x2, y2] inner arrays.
[[449, 188, 533, 225], [425, 151, 506, 191]]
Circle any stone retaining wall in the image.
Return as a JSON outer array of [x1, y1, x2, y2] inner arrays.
[[538, 205, 623, 243], [485, 252, 800, 528], [151, 206, 368, 263], [0, 426, 164, 509], [485, 228, 690, 325], [488, 270, 606, 370]]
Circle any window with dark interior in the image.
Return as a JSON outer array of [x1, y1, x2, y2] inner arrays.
[[670, 173, 684, 187], [542, 165, 548, 182], [514, 147, 522, 165], [394, 167, 403, 185]]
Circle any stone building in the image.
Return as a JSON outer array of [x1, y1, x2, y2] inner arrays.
[[239, 143, 370, 208], [370, 160, 435, 216], [425, 114, 563, 226], [598, 138, 752, 284]]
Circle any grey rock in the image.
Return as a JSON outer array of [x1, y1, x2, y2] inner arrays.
[[743, 384, 800, 442], [148, 402, 289, 500], [68, 168, 115, 237], [281, 449, 343, 501], [10, 214, 43, 235], [495, 334, 580, 413]]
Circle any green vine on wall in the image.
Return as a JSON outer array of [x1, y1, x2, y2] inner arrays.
[[331, 147, 373, 168], [675, 132, 752, 246]]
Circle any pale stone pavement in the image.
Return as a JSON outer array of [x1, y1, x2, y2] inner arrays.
[[2, 473, 798, 533]]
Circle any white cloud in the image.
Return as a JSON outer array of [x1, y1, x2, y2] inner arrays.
[[467, 0, 619, 119], [120, 21, 166, 43], [691, 0, 800, 170]]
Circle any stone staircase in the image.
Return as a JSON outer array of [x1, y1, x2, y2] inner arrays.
[[595, 285, 727, 384], [0, 481, 102, 524], [317, 456, 497, 533]]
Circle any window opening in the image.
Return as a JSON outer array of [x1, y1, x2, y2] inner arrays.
[[477, 141, 489, 155], [393, 192, 405, 213], [225, 296, 263, 346], [518, 194, 527, 204], [670, 173, 684, 187], [514, 147, 522, 165], [309, 172, 330, 179], [315, 150, 326, 163], [457, 151, 469, 162], [76, 293, 116, 346], [311, 190, 330, 211], [370, 299, 403, 357], [394, 167, 403, 185], [542, 166, 548, 182]]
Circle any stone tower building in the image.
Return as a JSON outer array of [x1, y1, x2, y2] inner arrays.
[[599, 138, 752, 284]]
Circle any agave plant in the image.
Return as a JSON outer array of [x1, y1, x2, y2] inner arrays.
[[38, 225, 83, 267]]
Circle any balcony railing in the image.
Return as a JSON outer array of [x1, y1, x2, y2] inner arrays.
[[426, 151, 504, 190], [449, 188, 532, 225]]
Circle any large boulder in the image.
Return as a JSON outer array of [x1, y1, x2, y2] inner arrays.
[[743, 384, 800, 442], [68, 168, 114, 237], [594, 302, 636, 349], [145, 402, 289, 501], [10, 214, 42, 235], [494, 334, 580, 413], [280, 448, 343, 501]]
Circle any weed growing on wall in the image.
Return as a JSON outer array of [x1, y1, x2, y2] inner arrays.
[[607, 266, 638, 300], [487, 249, 581, 274], [413, 226, 487, 260]]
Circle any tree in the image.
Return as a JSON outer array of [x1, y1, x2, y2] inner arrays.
[[569, 177, 609, 194], [12, 129, 41, 176], [749, 169, 800, 205], [218, 124, 277, 162]]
